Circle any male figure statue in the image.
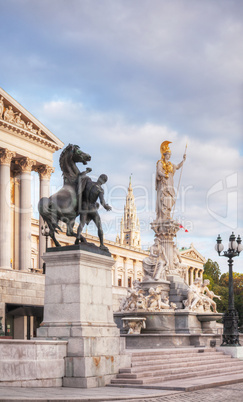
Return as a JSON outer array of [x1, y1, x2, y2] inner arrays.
[[76, 174, 111, 250]]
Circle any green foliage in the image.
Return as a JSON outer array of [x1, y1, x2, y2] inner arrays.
[[203, 259, 243, 327], [203, 259, 221, 284]]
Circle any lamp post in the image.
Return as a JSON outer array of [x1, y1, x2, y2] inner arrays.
[[215, 232, 243, 346], [41, 224, 50, 275]]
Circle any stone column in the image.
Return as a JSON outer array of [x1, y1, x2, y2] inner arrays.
[[124, 258, 129, 288], [133, 259, 138, 280], [17, 157, 36, 270], [194, 268, 199, 279], [113, 255, 118, 286], [36, 165, 53, 270], [189, 267, 194, 285], [0, 148, 16, 268], [185, 266, 189, 284]]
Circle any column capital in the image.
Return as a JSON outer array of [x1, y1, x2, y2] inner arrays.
[[16, 157, 36, 173], [34, 164, 55, 180], [0, 148, 16, 165]]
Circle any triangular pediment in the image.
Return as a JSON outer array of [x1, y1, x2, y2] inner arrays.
[[0, 87, 63, 151], [180, 244, 206, 264]]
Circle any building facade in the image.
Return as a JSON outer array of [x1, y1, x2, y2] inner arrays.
[[0, 88, 206, 339]]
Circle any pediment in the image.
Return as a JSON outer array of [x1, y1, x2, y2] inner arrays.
[[180, 246, 206, 264], [0, 87, 63, 151]]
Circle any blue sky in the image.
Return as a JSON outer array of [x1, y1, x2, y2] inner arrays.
[[0, 0, 243, 273]]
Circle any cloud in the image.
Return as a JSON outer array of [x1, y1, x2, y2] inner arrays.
[[1, 0, 243, 272]]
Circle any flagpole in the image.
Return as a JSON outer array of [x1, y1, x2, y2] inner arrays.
[[172, 143, 187, 220]]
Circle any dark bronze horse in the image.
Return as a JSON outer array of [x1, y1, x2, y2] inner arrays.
[[38, 144, 91, 247]]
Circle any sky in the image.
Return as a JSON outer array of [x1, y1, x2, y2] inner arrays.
[[0, 0, 243, 274]]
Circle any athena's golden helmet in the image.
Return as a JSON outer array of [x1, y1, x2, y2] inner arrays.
[[160, 141, 172, 156]]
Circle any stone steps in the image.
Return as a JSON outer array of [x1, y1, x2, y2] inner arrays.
[[128, 355, 232, 372], [116, 361, 243, 380], [110, 348, 243, 387], [130, 353, 230, 367]]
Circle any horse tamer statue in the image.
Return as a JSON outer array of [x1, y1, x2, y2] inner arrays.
[[38, 144, 111, 251]]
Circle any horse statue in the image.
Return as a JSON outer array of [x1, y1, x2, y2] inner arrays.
[[38, 144, 91, 247]]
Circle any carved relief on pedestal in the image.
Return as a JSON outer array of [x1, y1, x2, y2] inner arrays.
[[15, 157, 36, 173], [33, 165, 55, 180], [0, 148, 16, 165]]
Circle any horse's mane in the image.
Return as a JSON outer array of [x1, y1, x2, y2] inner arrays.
[[59, 144, 80, 182]]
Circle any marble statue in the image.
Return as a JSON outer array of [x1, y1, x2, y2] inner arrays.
[[26, 122, 38, 134], [122, 317, 146, 334], [172, 243, 188, 277], [156, 141, 186, 221], [15, 113, 26, 129], [146, 287, 176, 311], [119, 285, 176, 313], [119, 289, 140, 312], [0, 97, 4, 119], [3, 106, 16, 123], [183, 278, 202, 311], [38, 144, 111, 252], [183, 278, 221, 313], [200, 279, 221, 313], [142, 238, 169, 281]]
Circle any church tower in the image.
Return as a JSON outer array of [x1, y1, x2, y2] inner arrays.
[[117, 177, 141, 249]]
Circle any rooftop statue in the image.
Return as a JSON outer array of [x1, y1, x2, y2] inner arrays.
[[156, 141, 186, 221], [38, 144, 111, 252]]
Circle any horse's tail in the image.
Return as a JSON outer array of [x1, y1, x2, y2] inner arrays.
[[38, 197, 62, 234]]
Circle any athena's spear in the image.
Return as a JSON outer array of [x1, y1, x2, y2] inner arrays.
[[172, 143, 187, 220]]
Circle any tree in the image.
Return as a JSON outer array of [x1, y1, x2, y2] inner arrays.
[[219, 272, 243, 327], [203, 259, 221, 285]]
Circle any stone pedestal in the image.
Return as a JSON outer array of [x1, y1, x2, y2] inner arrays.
[[37, 247, 130, 388], [168, 274, 189, 308], [151, 219, 180, 271], [216, 346, 243, 359]]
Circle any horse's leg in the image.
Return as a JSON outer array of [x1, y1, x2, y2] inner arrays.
[[49, 229, 61, 247], [66, 218, 77, 237]]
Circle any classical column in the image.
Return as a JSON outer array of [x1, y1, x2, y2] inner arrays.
[[0, 148, 16, 268], [36, 165, 54, 270], [189, 267, 194, 285], [194, 268, 199, 279], [124, 258, 129, 288], [113, 255, 118, 286], [185, 266, 189, 284], [17, 157, 36, 270]]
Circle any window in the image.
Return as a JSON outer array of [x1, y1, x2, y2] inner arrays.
[[128, 277, 132, 288], [118, 278, 122, 287]]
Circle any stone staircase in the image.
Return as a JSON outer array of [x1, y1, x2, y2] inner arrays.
[[110, 348, 243, 386]]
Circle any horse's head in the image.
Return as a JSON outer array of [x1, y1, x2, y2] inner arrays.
[[72, 145, 91, 165]]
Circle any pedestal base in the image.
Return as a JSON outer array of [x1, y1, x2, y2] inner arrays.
[[37, 249, 130, 388]]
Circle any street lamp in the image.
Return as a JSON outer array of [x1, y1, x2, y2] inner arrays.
[[215, 232, 243, 346], [41, 224, 50, 274]]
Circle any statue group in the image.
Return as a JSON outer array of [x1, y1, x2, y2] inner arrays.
[[38, 144, 111, 251], [118, 140, 221, 316], [119, 277, 221, 314]]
